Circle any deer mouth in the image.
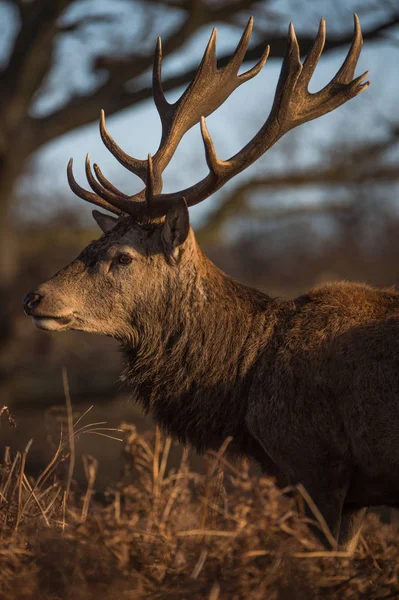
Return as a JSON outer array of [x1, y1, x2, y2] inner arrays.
[[32, 315, 74, 331]]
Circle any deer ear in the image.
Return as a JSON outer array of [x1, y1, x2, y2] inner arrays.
[[92, 210, 118, 233], [162, 199, 190, 264]]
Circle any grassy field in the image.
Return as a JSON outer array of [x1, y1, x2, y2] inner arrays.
[[1, 402, 399, 600]]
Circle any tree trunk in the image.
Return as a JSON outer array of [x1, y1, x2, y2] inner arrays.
[[0, 165, 20, 287], [0, 132, 33, 394]]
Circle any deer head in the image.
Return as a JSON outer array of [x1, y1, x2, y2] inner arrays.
[[23, 16, 368, 339]]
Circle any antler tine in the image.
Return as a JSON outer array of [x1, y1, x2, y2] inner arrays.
[[84, 154, 145, 216], [145, 153, 154, 206], [200, 117, 223, 177], [153, 37, 170, 119], [301, 18, 326, 83], [268, 22, 302, 126], [85, 154, 120, 204], [67, 158, 123, 216], [230, 17, 270, 84], [228, 17, 253, 72], [332, 13, 362, 84], [288, 21, 301, 62], [157, 25, 216, 124], [152, 26, 217, 161], [195, 26, 218, 80], [238, 44, 270, 83], [93, 163, 131, 200], [99, 110, 147, 182]]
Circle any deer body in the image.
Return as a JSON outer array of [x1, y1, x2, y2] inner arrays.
[[23, 16, 381, 549], [122, 250, 399, 510]]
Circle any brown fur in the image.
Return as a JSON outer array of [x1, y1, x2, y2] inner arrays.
[[24, 212, 399, 550]]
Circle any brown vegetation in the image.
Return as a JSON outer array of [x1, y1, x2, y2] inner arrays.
[[1, 405, 399, 600]]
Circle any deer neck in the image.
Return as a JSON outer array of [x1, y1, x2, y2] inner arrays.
[[120, 254, 278, 452]]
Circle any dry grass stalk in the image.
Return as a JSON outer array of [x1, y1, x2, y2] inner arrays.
[[296, 483, 339, 550], [1, 419, 399, 599], [1, 385, 122, 536], [62, 367, 75, 504], [80, 454, 99, 522]]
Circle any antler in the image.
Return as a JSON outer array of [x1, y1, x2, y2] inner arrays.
[[68, 17, 269, 217], [68, 15, 369, 220]]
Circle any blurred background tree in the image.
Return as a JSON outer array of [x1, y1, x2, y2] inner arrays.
[[0, 0, 398, 416]]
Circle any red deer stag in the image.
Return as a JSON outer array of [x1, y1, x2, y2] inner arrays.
[[24, 16, 380, 551]]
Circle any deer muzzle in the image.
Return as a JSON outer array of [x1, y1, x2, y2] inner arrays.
[[23, 289, 74, 331]]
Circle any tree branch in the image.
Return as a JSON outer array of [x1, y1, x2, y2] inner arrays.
[[0, 0, 74, 128], [58, 14, 118, 33], [33, 11, 399, 151], [196, 132, 399, 242]]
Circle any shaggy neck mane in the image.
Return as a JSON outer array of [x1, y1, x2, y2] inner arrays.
[[121, 252, 279, 453]]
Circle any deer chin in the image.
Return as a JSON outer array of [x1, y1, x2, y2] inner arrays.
[[32, 315, 73, 331]]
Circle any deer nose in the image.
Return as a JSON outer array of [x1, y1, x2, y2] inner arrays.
[[23, 292, 42, 313]]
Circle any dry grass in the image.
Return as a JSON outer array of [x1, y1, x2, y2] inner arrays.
[[1, 403, 399, 600]]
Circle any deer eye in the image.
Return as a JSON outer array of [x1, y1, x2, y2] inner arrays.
[[118, 254, 132, 265]]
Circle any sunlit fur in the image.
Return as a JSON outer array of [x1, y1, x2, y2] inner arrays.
[[26, 214, 399, 550]]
